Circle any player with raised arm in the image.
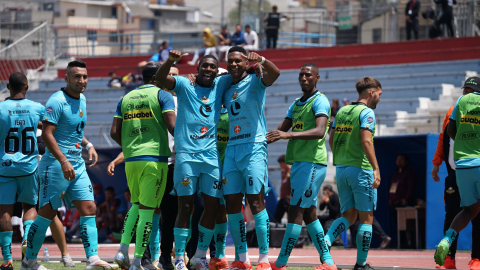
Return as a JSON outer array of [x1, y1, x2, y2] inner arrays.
[[266, 63, 336, 270], [111, 62, 176, 270], [0, 73, 44, 270], [325, 77, 382, 270], [21, 60, 112, 270], [222, 46, 280, 270], [435, 77, 480, 267], [155, 50, 233, 270]]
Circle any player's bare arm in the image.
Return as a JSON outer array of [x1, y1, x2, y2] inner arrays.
[[266, 118, 293, 144], [329, 128, 335, 150], [267, 117, 328, 142], [42, 122, 75, 181], [81, 135, 97, 167], [107, 152, 125, 176], [361, 129, 381, 189], [447, 120, 457, 140], [110, 117, 123, 146], [163, 111, 176, 136], [156, 50, 188, 90], [241, 52, 280, 86]]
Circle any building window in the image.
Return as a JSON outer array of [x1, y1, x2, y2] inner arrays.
[[111, 7, 117, 19], [87, 30, 97, 41], [372, 28, 382, 43], [109, 32, 118, 42], [67, 9, 75, 16], [43, 3, 54, 11], [148, 19, 155, 30], [126, 13, 129, 23]]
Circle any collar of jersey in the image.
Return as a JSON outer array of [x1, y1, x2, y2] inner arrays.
[[298, 90, 319, 103], [231, 73, 250, 86], [351, 101, 367, 106], [137, 84, 155, 89], [61, 88, 80, 100]]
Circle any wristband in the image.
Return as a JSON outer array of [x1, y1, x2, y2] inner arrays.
[[253, 63, 258, 69], [60, 159, 69, 165], [86, 143, 93, 150], [259, 56, 265, 65]]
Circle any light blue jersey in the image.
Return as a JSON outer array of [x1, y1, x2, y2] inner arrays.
[[0, 99, 44, 177], [223, 74, 268, 145], [172, 75, 232, 153], [42, 90, 87, 162]]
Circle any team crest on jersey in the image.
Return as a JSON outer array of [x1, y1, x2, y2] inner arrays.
[[446, 187, 455, 194], [181, 178, 191, 186], [59, 191, 66, 199], [201, 96, 210, 103], [16, 103, 21, 108], [79, 109, 84, 117], [232, 92, 238, 99], [222, 177, 228, 185], [46, 107, 53, 113]]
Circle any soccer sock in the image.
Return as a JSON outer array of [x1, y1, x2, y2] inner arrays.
[[25, 215, 52, 260], [0, 231, 13, 263], [443, 228, 458, 247], [120, 204, 139, 246], [134, 209, 154, 258], [80, 216, 99, 258], [149, 213, 161, 261], [253, 209, 269, 263], [307, 220, 334, 266], [228, 212, 248, 263], [276, 223, 301, 268], [214, 222, 228, 259], [356, 224, 372, 266], [325, 216, 350, 246], [174, 228, 189, 261], [195, 225, 214, 258], [23, 220, 34, 242], [186, 214, 193, 243]]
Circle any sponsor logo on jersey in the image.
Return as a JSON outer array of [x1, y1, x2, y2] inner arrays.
[[129, 94, 148, 100], [130, 125, 151, 137], [466, 110, 480, 116], [446, 187, 455, 194], [1, 160, 12, 167], [201, 127, 208, 134], [217, 133, 229, 143], [230, 133, 251, 141], [199, 105, 212, 117], [46, 107, 53, 113], [181, 178, 191, 186], [79, 109, 84, 117], [217, 127, 228, 133], [367, 117, 374, 123], [127, 103, 150, 110], [232, 92, 238, 99], [8, 109, 30, 116], [68, 149, 82, 156], [190, 134, 214, 140], [231, 102, 241, 116], [335, 124, 353, 134], [459, 131, 479, 140], [76, 143, 81, 149], [293, 120, 305, 131], [234, 125, 241, 134], [460, 115, 480, 126], [124, 109, 154, 121], [336, 139, 347, 146]]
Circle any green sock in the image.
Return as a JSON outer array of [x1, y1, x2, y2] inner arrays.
[[134, 209, 155, 258], [121, 204, 139, 246]]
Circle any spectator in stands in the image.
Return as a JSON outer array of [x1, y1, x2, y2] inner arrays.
[[217, 25, 232, 62], [188, 28, 218, 66], [108, 71, 124, 88], [273, 154, 291, 223], [138, 42, 172, 69], [264, 5, 290, 49], [124, 189, 132, 209], [434, 0, 455, 37], [93, 183, 105, 206], [405, 0, 421, 40], [97, 186, 122, 233], [318, 185, 341, 232], [231, 24, 246, 46], [124, 73, 142, 95], [389, 154, 417, 208], [342, 98, 350, 106], [243, 25, 258, 51]]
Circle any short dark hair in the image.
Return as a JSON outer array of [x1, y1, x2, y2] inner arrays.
[[228, 46, 247, 56], [105, 186, 115, 192], [277, 154, 286, 163], [171, 63, 178, 69], [161, 41, 167, 46], [355, 77, 382, 94], [8, 72, 28, 92], [199, 54, 218, 67], [323, 185, 333, 192], [245, 24, 251, 28], [67, 60, 86, 70], [142, 62, 160, 84], [109, 71, 115, 76], [301, 62, 319, 74]]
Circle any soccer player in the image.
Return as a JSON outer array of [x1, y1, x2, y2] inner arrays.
[[222, 46, 280, 270], [21, 60, 112, 270], [0, 73, 44, 270], [325, 77, 382, 270], [155, 50, 232, 270], [111, 62, 176, 270], [266, 63, 336, 270], [435, 76, 480, 267]]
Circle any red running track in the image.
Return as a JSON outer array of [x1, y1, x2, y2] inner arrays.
[[11, 244, 474, 269]]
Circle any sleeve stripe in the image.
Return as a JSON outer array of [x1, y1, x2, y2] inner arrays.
[[114, 115, 123, 119], [162, 109, 175, 113]]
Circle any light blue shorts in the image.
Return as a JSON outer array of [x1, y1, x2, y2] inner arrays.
[[38, 158, 94, 209], [456, 167, 480, 207], [290, 162, 327, 208], [336, 165, 377, 213], [0, 171, 39, 205], [222, 143, 268, 195], [173, 149, 223, 198]]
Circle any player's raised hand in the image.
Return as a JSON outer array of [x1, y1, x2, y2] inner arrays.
[[88, 146, 98, 167], [241, 52, 263, 63], [61, 160, 76, 181], [168, 50, 189, 62], [372, 169, 381, 189], [107, 161, 115, 176]]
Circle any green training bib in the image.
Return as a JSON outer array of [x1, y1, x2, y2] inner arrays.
[[454, 93, 480, 161]]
